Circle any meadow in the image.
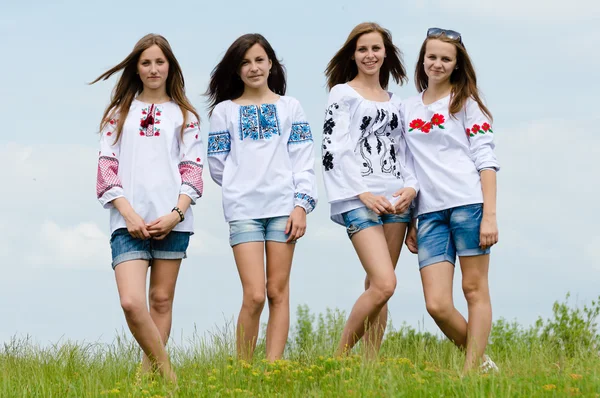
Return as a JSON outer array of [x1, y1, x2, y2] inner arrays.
[[1, 294, 599, 397]]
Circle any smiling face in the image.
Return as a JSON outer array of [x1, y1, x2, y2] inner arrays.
[[423, 39, 457, 85], [354, 32, 386, 77], [137, 44, 169, 92], [239, 43, 272, 90]]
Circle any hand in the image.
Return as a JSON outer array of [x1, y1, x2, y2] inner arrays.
[[147, 211, 181, 240], [358, 192, 393, 215], [392, 187, 416, 214], [405, 221, 418, 254], [123, 210, 151, 240], [479, 214, 498, 249], [285, 206, 307, 243]]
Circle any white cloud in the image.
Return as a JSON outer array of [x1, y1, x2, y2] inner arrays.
[[26, 221, 110, 270]]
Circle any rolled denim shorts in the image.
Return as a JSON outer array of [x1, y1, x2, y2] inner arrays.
[[110, 228, 190, 269], [229, 216, 291, 246], [341, 206, 411, 239], [417, 203, 490, 270]]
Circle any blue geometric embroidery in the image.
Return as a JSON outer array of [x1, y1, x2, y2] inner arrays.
[[288, 122, 313, 144], [208, 131, 231, 156], [295, 192, 316, 213], [239, 104, 280, 140]]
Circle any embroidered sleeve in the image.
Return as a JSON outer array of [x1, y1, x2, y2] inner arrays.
[[178, 115, 204, 204], [395, 104, 419, 194], [96, 118, 125, 209], [321, 86, 368, 203], [207, 104, 231, 187], [465, 98, 500, 172], [287, 100, 317, 214]]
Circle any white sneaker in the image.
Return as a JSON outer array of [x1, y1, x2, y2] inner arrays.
[[480, 354, 499, 373]]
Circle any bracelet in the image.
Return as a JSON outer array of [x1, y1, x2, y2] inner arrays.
[[172, 207, 185, 222]]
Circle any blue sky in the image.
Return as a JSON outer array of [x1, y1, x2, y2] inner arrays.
[[1, 0, 599, 346]]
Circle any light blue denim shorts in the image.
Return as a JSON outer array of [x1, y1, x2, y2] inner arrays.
[[110, 228, 190, 269], [229, 216, 291, 246], [341, 206, 411, 239], [417, 203, 490, 269]]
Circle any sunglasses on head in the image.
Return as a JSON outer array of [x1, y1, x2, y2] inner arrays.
[[427, 27, 462, 44]]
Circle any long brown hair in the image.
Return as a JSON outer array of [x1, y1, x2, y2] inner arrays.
[[325, 22, 407, 90], [415, 36, 492, 121], [90, 33, 200, 142], [206, 34, 286, 116]]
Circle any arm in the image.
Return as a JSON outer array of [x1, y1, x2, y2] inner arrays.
[[96, 117, 149, 239], [479, 169, 498, 248], [321, 87, 392, 214], [207, 105, 231, 186], [285, 101, 318, 242]]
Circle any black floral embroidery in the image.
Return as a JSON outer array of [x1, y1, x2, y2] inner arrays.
[[389, 113, 398, 131], [360, 116, 372, 131], [364, 139, 372, 155], [390, 145, 397, 163], [323, 151, 334, 171], [376, 138, 382, 154]]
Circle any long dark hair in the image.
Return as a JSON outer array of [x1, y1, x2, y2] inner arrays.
[[206, 34, 286, 115], [90, 33, 200, 142], [325, 22, 407, 90], [415, 36, 492, 121]]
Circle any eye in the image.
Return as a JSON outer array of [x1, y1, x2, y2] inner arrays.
[[241, 60, 248, 65], [373, 46, 381, 51], [427, 55, 436, 60], [442, 57, 452, 62], [358, 48, 366, 52]]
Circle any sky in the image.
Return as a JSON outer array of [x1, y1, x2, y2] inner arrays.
[[1, 0, 599, 347]]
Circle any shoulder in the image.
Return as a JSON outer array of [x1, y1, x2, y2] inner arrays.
[[211, 100, 233, 118], [278, 95, 301, 109]]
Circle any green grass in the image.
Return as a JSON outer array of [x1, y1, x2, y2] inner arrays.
[[2, 295, 600, 397]]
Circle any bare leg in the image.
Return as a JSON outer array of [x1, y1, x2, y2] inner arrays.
[[420, 261, 468, 348], [264, 241, 295, 361], [114, 260, 175, 382], [459, 254, 492, 373], [363, 223, 407, 357], [232, 242, 266, 360], [141, 259, 182, 373], [335, 226, 397, 356]]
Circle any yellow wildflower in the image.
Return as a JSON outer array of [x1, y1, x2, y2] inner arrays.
[[543, 384, 557, 391], [570, 374, 583, 380]]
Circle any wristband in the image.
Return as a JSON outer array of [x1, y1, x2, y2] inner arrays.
[[172, 207, 185, 222]]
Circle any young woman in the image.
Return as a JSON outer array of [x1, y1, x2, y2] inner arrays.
[[403, 28, 500, 373], [322, 22, 419, 357], [206, 34, 317, 361], [92, 34, 204, 381]]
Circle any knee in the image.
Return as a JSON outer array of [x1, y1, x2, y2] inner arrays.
[[120, 296, 146, 320], [243, 290, 266, 313], [462, 280, 490, 305], [425, 299, 454, 321], [266, 280, 289, 305], [149, 289, 174, 315], [370, 276, 396, 305]]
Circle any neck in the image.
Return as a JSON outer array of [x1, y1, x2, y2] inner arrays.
[[353, 71, 382, 90], [241, 84, 273, 101], [138, 87, 170, 104], [425, 80, 452, 99]]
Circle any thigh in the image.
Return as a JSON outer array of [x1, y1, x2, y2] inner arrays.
[[110, 228, 151, 269], [149, 259, 182, 297], [417, 211, 456, 269], [265, 216, 292, 244], [450, 204, 490, 257], [233, 242, 266, 292], [351, 226, 395, 284], [342, 207, 383, 240], [420, 261, 455, 303], [114, 259, 151, 302], [229, 219, 266, 247], [151, 231, 190, 261], [459, 254, 490, 288], [265, 241, 295, 288], [382, 222, 408, 268]]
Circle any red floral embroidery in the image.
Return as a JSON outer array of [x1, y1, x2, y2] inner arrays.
[[155, 132, 160, 136], [106, 131, 112, 136], [156, 111, 161, 116], [139, 131, 145, 136], [139, 105, 162, 137], [421, 122, 432, 133], [142, 110, 147, 115], [431, 113, 445, 127], [195, 134, 199, 139], [186, 121, 198, 129], [467, 122, 493, 137], [196, 157, 201, 162], [471, 124, 480, 134], [109, 119, 116, 125], [409, 119, 425, 131], [466, 128, 471, 137]]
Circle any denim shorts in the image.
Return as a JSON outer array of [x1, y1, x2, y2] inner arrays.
[[341, 206, 411, 239], [417, 203, 490, 269], [110, 228, 191, 269], [229, 216, 291, 246]]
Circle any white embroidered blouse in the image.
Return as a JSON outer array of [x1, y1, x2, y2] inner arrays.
[[402, 94, 500, 216], [321, 83, 419, 225], [96, 99, 205, 234], [207, 96, 317, 222]]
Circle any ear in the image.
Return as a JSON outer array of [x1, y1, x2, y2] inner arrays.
[[269, 58, 273, 71]]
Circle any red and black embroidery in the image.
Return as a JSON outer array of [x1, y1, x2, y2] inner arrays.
[[139, 105, 162, 137], [179, 160, 204, 198], [97, 156, 122, 198]]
